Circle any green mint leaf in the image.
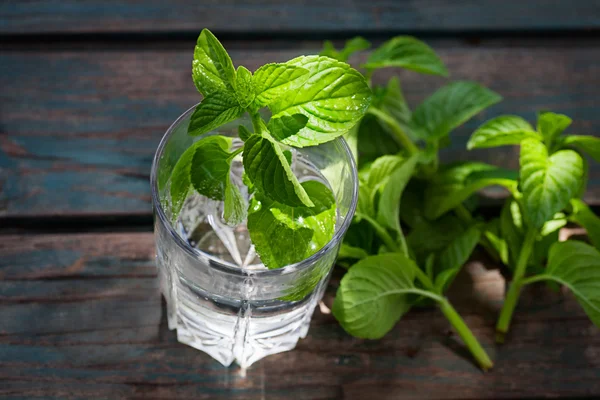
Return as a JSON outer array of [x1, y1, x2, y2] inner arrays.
[[520, 138, 584, 228], [570, 199, 600, 250], [248, 180, 336, 269], [467, 115, 540, 150], [372, 77, 412, 136], [338, 243, 369, 262], [484, 218, 509, 265], [332, 253, 418, 339], [411, 81, 502, 142], [192, 29, 236, 96], [252, 63, 310, 108], [424, 162, 518, 220], [406, 215, 465, 264], [270, 56, 372, 147], [267, 114, 309, 141], [356, 173, 375, 219], [377, 155, 419, 235], [188, 92, 244, 136], [433, 224, 482, 293], [363, 36, 448, 77], [366, 155, 404, 200], [243, 133, 314, 207], [500, 199, 525, 267], [224, 175, 247, 226], [543, 240, 600, 327], [338, 37, 371, 61], [234, 66, 255, 108], [562, 135, 600, 162], [169, 140, 204, 221], [537, 111, 572, 145], [355, 114, 401, 165], [319, 37, 371, 62], [319, 40, 339, 59], [238, 125, 252, 141], [189, 135, 233, 200]]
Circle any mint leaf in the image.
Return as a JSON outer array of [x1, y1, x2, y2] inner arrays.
[[542, 241, 600, 327], [484, 218, 509, 265], [238, 125, 252, 141], [467, 115, 540, 150], [270, 56, 372, 147], [339, 37, 371, 60], [537, 111, 572, 145], [224, 175, 247, 226], [234, 66, 254, 108], [434, 224, 482, 293], [267, 114, 309, 141], [520, 138, 584, 228], [406, 215, 465, 263], [377, 155, 419, 234], [424, 162, 518, 220], [188, 92, 244, 136], [373, 77, 412, 135], [319, 37, 371, 62], [247, 180, 336, 269], [355, 114, 400, 165], [189, 135, 233, 200], [562, 135, 600, 162], [252, 63, 309, 108], [366, 155, 404, 199], [192, 28, 236, 96], [411, 81, 502, 142], [570, 199, 600, 250], [363, 36, 448, 77], [332, 253, 418, 339], [500, 199, 525, 266], [338, 243, 369, 261], [243, 134, 313, 207], [169, 140, 203, 220]]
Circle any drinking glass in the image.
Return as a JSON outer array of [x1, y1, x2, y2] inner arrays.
[[151, 104, 358, 368]]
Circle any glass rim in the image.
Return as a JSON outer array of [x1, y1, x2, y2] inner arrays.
[[151, 103, 359, 277]]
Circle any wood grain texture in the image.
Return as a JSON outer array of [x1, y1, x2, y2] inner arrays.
[[1, 0, 599, 35], [0, 232, 599, 399], [1, 39, 599, 217]]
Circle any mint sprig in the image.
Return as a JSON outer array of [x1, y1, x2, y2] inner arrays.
[[169, 29, 372, 274]]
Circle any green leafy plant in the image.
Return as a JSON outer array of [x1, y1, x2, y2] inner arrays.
[[170, 29, 372, 270], [468, 111, 600, 341], [322, 37, 503, 370]]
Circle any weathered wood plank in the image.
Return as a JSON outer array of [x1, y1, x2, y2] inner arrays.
[[1, 0, 599, 35], [0, 232, 598, 399], [1, 39, 599, 217]]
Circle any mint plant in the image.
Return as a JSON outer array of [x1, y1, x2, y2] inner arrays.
[[322, 37, 502, 370], [467, 112, 600, 341], [170, 29, 372, 270]]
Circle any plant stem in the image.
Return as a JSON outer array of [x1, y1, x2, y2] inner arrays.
[[495, 227, 537, 343], [455, 204, 501, 264], [367, 107, 419, 156], [521, 274, 552, 286], [358, 213, 401, 254], [439, 299, 494, 371], [250, 112, 265, 135]]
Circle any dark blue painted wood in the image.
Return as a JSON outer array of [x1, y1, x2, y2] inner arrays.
[[1, 39, 599, 217], [1, 0, 599, 35], [0, 233, 598, 399]]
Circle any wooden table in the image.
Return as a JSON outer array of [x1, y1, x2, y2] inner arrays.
[[1, 2, 599, 398]]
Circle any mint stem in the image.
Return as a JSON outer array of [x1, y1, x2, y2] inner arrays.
[[367, 107, 419, 156], [359, 213, 402, 254], [495, 227, 537, 343], [439, 299, 494, 371], [250, 112, 265, 135], [454, 204, 501, 264]]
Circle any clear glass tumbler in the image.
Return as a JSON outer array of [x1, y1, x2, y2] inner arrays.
[[151, 104, 358, 368]]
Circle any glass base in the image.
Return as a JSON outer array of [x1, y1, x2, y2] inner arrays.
[[159, 263, 328, 368]]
